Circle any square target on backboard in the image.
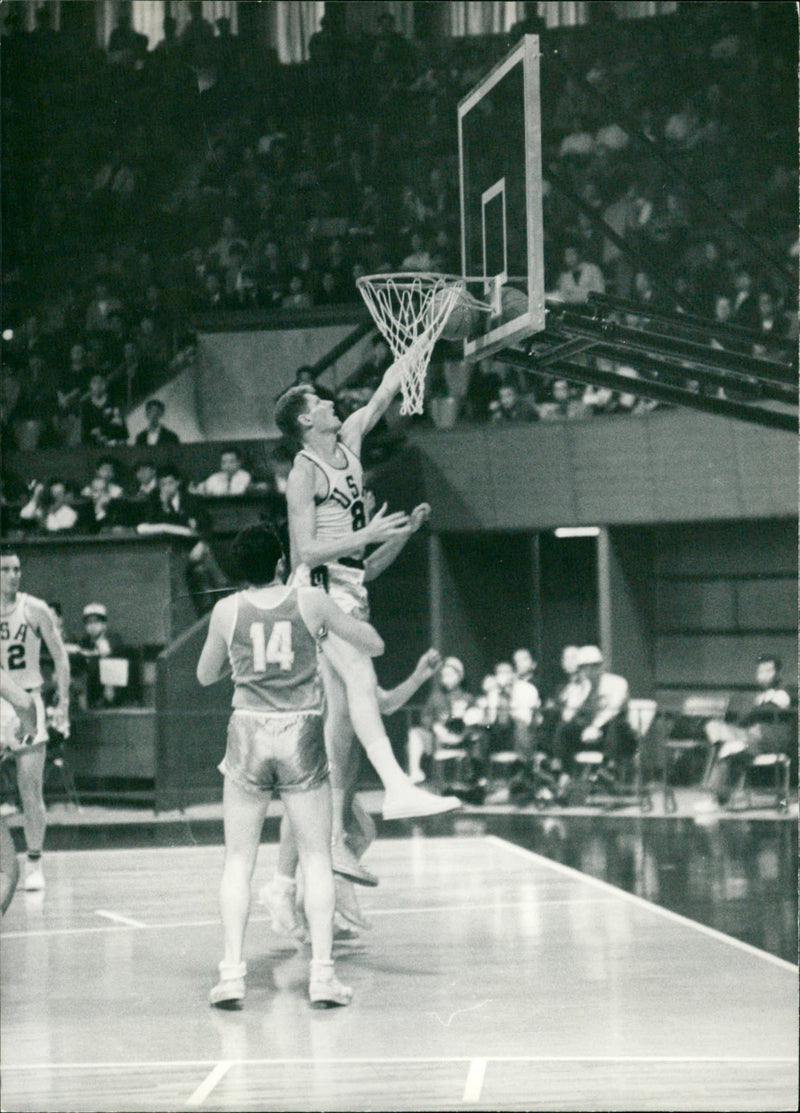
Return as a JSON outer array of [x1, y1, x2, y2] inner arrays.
[[458, 34, 545, 361]]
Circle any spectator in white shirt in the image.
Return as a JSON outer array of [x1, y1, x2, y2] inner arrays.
[[190, 447, 252, 496], [511, 648, 542, 762], [552, 645, 633, 783], [553, 245, 606, 304], [20, 479, 78, 533]]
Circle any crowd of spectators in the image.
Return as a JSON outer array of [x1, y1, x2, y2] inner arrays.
[[407, 641, 796, 809], [3, 438, 280, 537], [1, 1, 797, 450]]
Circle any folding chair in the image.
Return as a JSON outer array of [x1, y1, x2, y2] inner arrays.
[[570, 706, 649, 810], [726, 712, 794, 814], [661, 693, 729, 814]]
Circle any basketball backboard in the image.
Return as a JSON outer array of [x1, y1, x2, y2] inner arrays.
[[458, 34, 545, 361]]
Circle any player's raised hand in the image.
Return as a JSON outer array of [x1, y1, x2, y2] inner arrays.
[[414, 648, 442, 683], [364, 502, 410, 543], [409, 503, 432, 532]]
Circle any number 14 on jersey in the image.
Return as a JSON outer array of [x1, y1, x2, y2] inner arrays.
[[250, 622, 295, 673]]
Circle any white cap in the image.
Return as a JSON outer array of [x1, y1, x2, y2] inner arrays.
[[83, 603, 107, 620], [576, 645, 603, 667], [442, 656, 464, 680]]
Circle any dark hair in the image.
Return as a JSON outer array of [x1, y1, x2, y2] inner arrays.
[[232, 525, 284, 586], [758, 654, 783, 674], [156, 464, 181, 482], [0, 544, 20, 561], [145, 398, 165, 414], [274, 384, 314, 442], [96, 455, 118, 471], [220, 445, 241, 460]]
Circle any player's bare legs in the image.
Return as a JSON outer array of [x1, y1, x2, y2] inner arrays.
[[16, 748, 46, 862], [322, 632, 458, 821], [212, 775, 268, 1006], [281, 779, 351, 1006]]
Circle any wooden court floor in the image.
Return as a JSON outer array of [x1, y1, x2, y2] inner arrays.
[[1, 833, 797, 1112]]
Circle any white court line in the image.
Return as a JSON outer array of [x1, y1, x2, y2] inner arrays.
[[185, 1061, 232, 1107], [486, 835, 799, 973], [3, 1055, 796, 1072], [95, 909, 146, 928], [462, 1057, 487, 1103], [1, 898, 616, 940]]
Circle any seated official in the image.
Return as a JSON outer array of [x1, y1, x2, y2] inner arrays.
[[551, 645, 634, 787], [406, 657, 474, 784], [71, 602, 126, 708], [702, 655, 794, 806], [189, 446, 252, 496], [483, 660, 541, 763]]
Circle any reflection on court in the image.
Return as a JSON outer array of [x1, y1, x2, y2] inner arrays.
[[1, 835, 797, 1111]]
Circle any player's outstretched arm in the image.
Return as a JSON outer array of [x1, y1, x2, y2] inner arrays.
[[31, 598, 70, 732], [297, 587, 384, 658], [339, 356, 407, 451], [364, 503, 431, 583], [377, 649, 442, 716], [197, 597, 235, 685], [288, 458, 409, 569]]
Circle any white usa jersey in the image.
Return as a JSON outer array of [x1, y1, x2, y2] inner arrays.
[[0, 593, 44, 690], [298, 441, 367, 557]]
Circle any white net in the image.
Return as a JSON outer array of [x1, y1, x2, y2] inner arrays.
[[356, 272, 468, 415]]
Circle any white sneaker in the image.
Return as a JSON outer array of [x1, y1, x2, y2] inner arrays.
[[382, 783, 461, 821], [0, 802, 18, 817], [209, 961, 246, 1009], [309, 961, 352, 1008], [409, 771, 426, 785], [23, 863, 45, 891]]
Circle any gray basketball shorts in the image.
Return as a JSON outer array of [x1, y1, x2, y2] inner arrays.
[[219, 710, 329, 798]]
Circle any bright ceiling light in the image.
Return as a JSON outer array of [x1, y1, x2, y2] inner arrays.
[[554, 526, 601, 538]]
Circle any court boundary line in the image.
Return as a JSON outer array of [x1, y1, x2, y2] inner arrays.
[[185, 1060, 231, 1107], [3, 1055, 796, 1072], [486, 834, 799, 973], [0, 897, 618, 940], [462, 1057, 487, 1103]]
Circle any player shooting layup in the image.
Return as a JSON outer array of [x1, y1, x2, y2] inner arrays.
[[274, 360, 459, 883], [0, 547, 70, 892]]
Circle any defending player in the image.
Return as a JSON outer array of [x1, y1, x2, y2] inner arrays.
[[197, 524, 386, 1009], [274, 370, 459, 887], [0, 547, 70, 891]]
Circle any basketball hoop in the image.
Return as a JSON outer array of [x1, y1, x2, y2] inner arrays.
[[356, 272, 488, 416]]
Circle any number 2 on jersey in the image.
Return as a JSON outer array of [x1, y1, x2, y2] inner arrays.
[[250, 621, 294, 672]]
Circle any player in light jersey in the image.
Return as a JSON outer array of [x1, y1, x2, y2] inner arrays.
[[197, 524, 386, 1009], [0, 547, 70, 892], [274, 373, 460, 886], [1, 671, 39, 915]]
